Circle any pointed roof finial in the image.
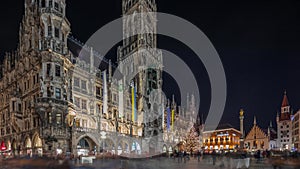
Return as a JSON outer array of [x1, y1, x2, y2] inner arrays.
[[270, 121, 273, 128], [254, 116, 257, 125], [172, 94, 175, 104], [282, 90, 289, 107]]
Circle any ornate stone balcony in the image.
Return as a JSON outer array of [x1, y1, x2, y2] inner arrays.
[[36, 97, 68, 106]]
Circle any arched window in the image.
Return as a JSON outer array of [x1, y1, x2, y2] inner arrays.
[[48, 25, 52, 37]]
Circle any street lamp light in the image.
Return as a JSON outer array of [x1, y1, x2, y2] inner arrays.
[[100, 131, 106, 159]]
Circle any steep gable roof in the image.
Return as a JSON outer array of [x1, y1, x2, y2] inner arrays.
[[245, 124, 268, 140]]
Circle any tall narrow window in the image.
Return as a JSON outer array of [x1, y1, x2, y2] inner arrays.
[[48, 26, 52, 37], [54, 2, 59, 10], [74, 77, 80, 87], [55, 88, 61, 99], [18, 103, 22, 112], [47, 87, 51, 97], [33, 75, 36, 84], [46, 63, 51, 76], [54, 28, 60, 39], [49, 0, 53, 8], [55, 65, 61, 77], [56, 113, 62, 125], [48, 112, 52, 124], [81, 80, 87, 90], [36, 73, 39, 84], [74, 97, 80, 108], [96, 86, 101, 99], [81, 100, 87, 110], [41, 0, 46, 7]]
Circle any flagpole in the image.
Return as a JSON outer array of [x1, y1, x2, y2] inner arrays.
[[131, 82, 135, 122], [134, 82, 137, 122]]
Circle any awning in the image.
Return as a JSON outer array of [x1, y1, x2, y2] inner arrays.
[[1, 141, 7, 151]]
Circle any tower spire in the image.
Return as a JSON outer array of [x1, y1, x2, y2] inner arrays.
[[254, 116, 257, 126], [282, 90, 289, 107]]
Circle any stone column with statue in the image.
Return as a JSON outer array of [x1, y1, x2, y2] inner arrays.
[[239, 109, 245, 150]]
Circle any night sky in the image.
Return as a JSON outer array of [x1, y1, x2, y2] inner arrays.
[[1, 0, 300, 133]]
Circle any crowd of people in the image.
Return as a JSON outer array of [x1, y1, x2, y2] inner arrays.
[[171, 149, 204, 163]]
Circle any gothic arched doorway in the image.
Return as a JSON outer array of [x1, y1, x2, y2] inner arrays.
[[162, 145, 167, 153], [117, 140, 129, 155], [77, 137, 97, 156], [131, 141, 141, 154], [100, 138, 115, 154], [24, 137, 32, 156], [33, 134, 43, 156]]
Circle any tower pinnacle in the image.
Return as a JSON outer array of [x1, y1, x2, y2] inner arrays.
[[282, 90, 289, 107]]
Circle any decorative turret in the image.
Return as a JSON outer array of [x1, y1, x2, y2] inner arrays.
[[171, 94, 176, 110], [38, 0, 70, 54]]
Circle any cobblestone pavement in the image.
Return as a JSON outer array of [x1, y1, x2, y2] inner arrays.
[[1, 157, 299, 169], [73, 157, 300, 169]]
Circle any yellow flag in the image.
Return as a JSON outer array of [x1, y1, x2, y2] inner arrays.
[[172, 109, 175, 131]]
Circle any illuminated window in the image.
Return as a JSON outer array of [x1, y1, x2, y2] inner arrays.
[[55, 88, 61, 99], [48, 112, 52, 124], [56, 113, 62, 125]]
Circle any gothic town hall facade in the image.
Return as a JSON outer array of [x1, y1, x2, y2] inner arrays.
[[0, 0, 196, 157]]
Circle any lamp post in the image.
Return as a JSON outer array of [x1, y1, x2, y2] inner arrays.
[[100, 131, 106, 160], [130, 120, 133, 137]]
